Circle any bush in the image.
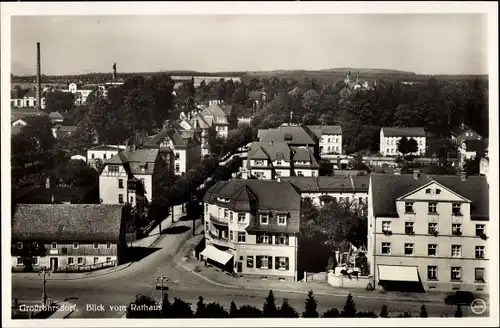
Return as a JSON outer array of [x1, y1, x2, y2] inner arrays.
[[278, 299, 299, 318], [379, 304, 389, 318], [323, 308, 340, 318]]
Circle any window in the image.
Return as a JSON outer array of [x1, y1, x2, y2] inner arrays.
[[246, 256, 254, 268], [256, 256, 271, 269], [260, 214, 269, 225], [32, 242, 38, 248], [428, 222, 438, 234], [106, 257, 111, 263], [382, 221, 391, 232], [311, 171, 316, 177], [118, 179, 124, 189], [106, 242, 111, 249], [94, 257, 99, 264], [427, 266, 438, 280], [257, 233, 271, 244], [130, 196, 134, 203], [276, 160, 282, 166], [276, 233, 289, 245], [404, 243, 414, 255], [359, 197, 363, 204], [475, 224, 485, 236], [68, 257, 75, 265], [17, 257, 23, 265], [175, 152, 180, 159], [230, 231, 233, 241], [51, 242, 57, 249], [428, 244, 437, 256], [73, 242, 79, 249], [224, 209, 228, 218], [451, 245, 461, 257], [436, 189, 441, 195], [405, 202, 414, 213], [297, 171, 304, 177], [425, 188, 431, 194], [452, 224, 462, 236], [475, 268, 485, 282], [16, 242, 23, 249], [109, 165, 119, 173], [91, 154, 95, 159], [428, 202, 438, 214], [277, 215, 287, 225], [276, 257, 289, 270], [205, 204, 209, 213], [475, 246, 485, 259], [381, 242, 391, 255], [451, 267, 461, 281], [229, 212, 234, 222], [118, 194, 124, 204], [275, 171, 281, 177], [405, 222, 414, 234], [103, 154, 107, 159], [175, 163, 180, 172], [140, 178, 145, 186], [77, 257, 83, 265], [254, 160, 264, 166], [238, 213, 245, 223], [452, 203, 462, 215], [238, 232, 246, 243], [32, 257, 39, 265], [93, 243, 99, 249]]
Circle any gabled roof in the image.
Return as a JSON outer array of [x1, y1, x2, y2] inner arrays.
[[281, 175, 369, 193], [12, 204, 124, 242], [105, 149, 159, 165], [221, 105, 233, 116], [201, 103, 227, 118], [228, 185, 258, 212], [143, 129, 187, 148], [259, 125, 317, 145], [197, 114, 213, 129], [89, 145, 126, 151], [248, 142, 291, 162], [370, 173, 489, 219], [306, 125, 343, 136], [381, 127, 426, 137], [24, 90, 36, 98]]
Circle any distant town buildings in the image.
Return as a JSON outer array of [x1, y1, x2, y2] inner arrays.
[[306, 125, 343, 155], [379, 127, 426, 157], [202, 179, 301, 281], [451, 124, 483, 146], [87, 145, 127, 169], [368, 172, 489, 292]]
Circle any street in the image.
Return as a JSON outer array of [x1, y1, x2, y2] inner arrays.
[[11, 219, 489, 318]]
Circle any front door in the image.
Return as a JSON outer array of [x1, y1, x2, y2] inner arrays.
[[237, 261, 243, 273], [50, 257, 58, 270]]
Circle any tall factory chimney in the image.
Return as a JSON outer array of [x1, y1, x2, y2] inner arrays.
[[36, 42, 42, 111]]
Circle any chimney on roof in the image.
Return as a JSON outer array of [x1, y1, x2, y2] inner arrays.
[[394, 168, 401, 175], [413, 169, 420, 180], [460, 171, 467, 181]]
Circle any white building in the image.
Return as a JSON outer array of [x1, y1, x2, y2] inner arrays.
[[11, 90, 46, 109], [196, 102, 233, 138], [380, 127, 426, 157], [64, 83, 93, 105], [87, 145, 127, 169], [306, 125, 343, 155]]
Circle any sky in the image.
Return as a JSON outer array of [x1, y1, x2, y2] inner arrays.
[[10, 14, 488, 76]]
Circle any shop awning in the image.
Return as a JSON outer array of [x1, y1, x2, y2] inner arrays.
[[378, 265, 419, 282], [200, 245, 233, 265]]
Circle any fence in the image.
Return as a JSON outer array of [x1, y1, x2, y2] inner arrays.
[[305, 271, 328, 282], [53, 260, 117, 273], [327, 271, 374, 289]]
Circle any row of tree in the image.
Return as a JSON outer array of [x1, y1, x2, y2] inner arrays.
[[127, 290, 463, 318]]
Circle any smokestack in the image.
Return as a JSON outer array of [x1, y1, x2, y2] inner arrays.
[[36, 42, 41, 111]]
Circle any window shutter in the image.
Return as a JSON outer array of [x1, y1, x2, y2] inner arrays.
[[285, 257, 289, 270], [82, 257, 86, 265], [256, 256, 261, 268], [269, 256, 273, 270], [275, 257, 279, 270]]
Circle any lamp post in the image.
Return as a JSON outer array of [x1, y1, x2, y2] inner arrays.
[[39, 267, 50, 306], [155, 276, 169, 305]]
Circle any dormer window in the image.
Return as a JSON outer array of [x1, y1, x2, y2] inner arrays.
[[260, 214, 269, 225], [277, 215, 287, 225]]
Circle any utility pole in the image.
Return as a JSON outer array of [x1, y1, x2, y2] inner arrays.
[[156, 276, 169, 305], [39, 267, 50, 306]]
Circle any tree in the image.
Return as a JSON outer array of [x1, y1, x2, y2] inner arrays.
[[126, 294, 161, 318], [229, 301, 238, 318], [303, 290, 319, 318], [237, 305, 262, 318], [44, 91, 75, 113], [263, 290, 278, 317], [379, 304, 389, 318], [455, 305, 462, 318], [165, 298, 193, 318], [52, 159, 99, 188], [205, 302, 229, 318], [397, 136, 409, 155], [419, 305, 428, 318], [278, 299, 299, 318], [463, 156, 480, 175], [323, 307, 340, 318], [341, 293, 357, 318], [407, 137, 419, 155], [195, 296, 206, 318], [160, 293, 171, 317]]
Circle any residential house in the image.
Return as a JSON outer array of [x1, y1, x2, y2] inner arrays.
[[344, 71, 373, 90], [306, 125, 343, 155], [51, 125, 77, 139], [64, 83, 93, 105], [99, 148, 165, 208], [368, 172, 489, 292], [12, 118, 28, 127], [197, 102, 231, 138], [142, 127, 201, 175], [202, 179, 301, 280], [282, 175, 369, 207], [48, 111, 65, 124], [246, 142, 319, 179], [11, 89, 46, 110], [380, 127, 426, 157], [258, 123, 320, 158], [248, 91, 269, 112], [87, 145, 127, 169], [451, 124, 483, 145], [458, 140, 486, 167], [11, 204, 125, 271]]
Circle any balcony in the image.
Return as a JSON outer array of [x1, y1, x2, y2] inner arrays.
[[207, 230, 231, 247], [210, 214, 229, 226]]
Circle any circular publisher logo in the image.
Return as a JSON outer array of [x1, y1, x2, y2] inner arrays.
[[470, 298, 487, 315]]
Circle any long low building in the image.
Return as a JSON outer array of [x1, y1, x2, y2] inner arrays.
[[202, 179, 301, 281]]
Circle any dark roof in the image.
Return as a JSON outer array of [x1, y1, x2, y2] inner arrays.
[[143, 129, 187, 148], [12, 204, 124, 242], [201, 103, 227, 118], [49, 112, 64, 119], [228, 185, 258, 212], [282, 176, 369, 193], [306, 125, 342, 136], [105, 149, 159, 175], [381, 127, 426, 137], [370, 173, 489, 219], [291, 146, 318, 168], [13, 187, 96, 204], [463, 140, 486, 153], [248, 142, 291, 162], [11, 125, 23, 136], [221, 105, 233, 116], [259, 125, 317, 145]]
